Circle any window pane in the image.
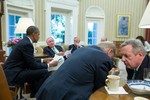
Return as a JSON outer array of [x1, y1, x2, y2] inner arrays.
[[15, 16, 21, 23], [88, 31, 92, 37], [51, 14, 65, 45], [9, 26, 15, 38], [9, 15, 14, 25], [87, 22, 98, 45], [88, 39, 92, 45], [8, 14, 21, 54]]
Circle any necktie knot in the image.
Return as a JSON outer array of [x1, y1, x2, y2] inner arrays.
[[132, 70, 136, 80]]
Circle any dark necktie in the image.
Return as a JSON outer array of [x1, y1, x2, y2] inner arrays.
[[132, 70, 136, 80]]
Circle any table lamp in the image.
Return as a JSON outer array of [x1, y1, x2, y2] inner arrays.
[[15, 18, 35, 38], [139, 1, 150, 28]]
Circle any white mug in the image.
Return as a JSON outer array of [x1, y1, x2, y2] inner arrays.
[[134, 97, 149, 100], [105, 75, 120, 91]]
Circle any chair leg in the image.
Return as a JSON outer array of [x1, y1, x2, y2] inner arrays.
[[16, 87, 27, 100]]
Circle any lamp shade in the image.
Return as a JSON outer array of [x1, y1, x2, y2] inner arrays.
[[15, 18, 35, 34], [139, 1, 150, 28]]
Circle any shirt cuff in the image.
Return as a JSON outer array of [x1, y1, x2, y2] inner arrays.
[[47, 63, 50, 67], [41, 59, 44, 63]]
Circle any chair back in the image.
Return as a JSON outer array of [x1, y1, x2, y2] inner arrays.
[[0, 65, 12, 100]]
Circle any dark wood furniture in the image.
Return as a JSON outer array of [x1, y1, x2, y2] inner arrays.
[[0, 0, 5, 63], [90, 84, 150, 100], [0, 64, 18, 100], [113, 41, 124, 58]]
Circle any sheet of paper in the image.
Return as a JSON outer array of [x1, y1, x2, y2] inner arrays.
[[64, 49, 72, 57], [48, 55, 64, 71], [49, 54, 63, 64]]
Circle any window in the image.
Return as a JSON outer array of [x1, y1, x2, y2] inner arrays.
[[85, 6, 105, 45], [8, 14, 22, 39], [51, 14, 65, 45], [45, 0, 78, 44], [5, 0, 34, 54], [88, 22, 98, 45]]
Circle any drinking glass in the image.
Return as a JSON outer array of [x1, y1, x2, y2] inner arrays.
[[143, 68, 150, 81]]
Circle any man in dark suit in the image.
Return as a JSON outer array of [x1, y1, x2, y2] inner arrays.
[[3, 26, 58, 98], [69, 37, 84, 53], [43, 37, 64, 58], [120, 39, 150, 80], [36, 41, 116, 100]]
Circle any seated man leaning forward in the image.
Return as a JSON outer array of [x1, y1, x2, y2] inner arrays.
[[120, 39, 150, 80], [43, 37, 64, 58], [36, 41, 116, 100], [68, 36, 84, 53], [3, 26, 58, 98]]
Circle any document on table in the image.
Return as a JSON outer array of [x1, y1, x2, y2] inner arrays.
[[48, 55, 64, 71], [64, 49, 72, 57]]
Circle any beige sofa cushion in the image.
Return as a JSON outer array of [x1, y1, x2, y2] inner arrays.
[[35, 46, 43, 56]]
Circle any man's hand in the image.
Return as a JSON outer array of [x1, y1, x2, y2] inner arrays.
[[49, 60, 58, 67], [57, 52, 64, 56], [43, 58, 53, 63], [109, 68, 120, 75]]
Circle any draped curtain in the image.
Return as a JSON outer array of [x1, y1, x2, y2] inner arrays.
[[146, 29, 150, 43], [145, 0, 150, 43]]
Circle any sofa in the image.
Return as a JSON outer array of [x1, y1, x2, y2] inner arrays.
[[35, 44, 69, 56], [35, 44, 120, 66]]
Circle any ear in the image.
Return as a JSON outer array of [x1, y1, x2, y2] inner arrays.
[[137, 51, 144, 57], [107, 49, 113, 55]]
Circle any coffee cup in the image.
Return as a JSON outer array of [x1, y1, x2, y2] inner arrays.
[[105, 75, 120, 91], [134, 97, 149, 100]]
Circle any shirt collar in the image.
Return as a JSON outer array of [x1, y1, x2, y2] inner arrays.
[[135, 55, 146, 71], [27, 36, 33, 44]]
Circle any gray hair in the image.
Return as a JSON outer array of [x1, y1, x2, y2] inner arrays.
[[98, 41, 116, 55], [46, 37, 54, 44], [120, 39, 147, 55]]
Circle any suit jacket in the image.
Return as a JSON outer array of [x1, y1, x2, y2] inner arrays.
[[3, 37, 48, 86], [126, 55, 150, 80], [43, 45, 63, 57], [69, 44, 84, 53], [36, 46, 114, 100]]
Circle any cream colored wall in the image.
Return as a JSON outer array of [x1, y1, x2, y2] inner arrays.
[[78, 0, 147, 42], [34, 0, 46, 41], [3, 0, 147, 43]]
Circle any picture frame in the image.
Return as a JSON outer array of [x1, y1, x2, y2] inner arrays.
[[116, 15, 130, 38]]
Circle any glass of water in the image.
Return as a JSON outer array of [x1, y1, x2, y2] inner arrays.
[[143, 68, 150, 81]]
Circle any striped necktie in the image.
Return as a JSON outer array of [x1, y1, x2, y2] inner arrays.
[[132, 69, 136, 80], [52, 47, 57, 54]]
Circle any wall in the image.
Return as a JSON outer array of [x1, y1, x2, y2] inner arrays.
[[2, 0, 148, 45], [34, 0, 46, 41], [78, 0, 147, 42]]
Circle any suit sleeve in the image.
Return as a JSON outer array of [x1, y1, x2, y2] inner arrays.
[[56, 45, 63, 52], [93, 56, 113, 91], [20, 43, 48, 69], [43, 47, 49, 55], [68, 45, 72, 50]]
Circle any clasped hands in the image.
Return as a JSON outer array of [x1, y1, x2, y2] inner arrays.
[[109, 68, 120, 75], [43, 58, 58, 67]]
